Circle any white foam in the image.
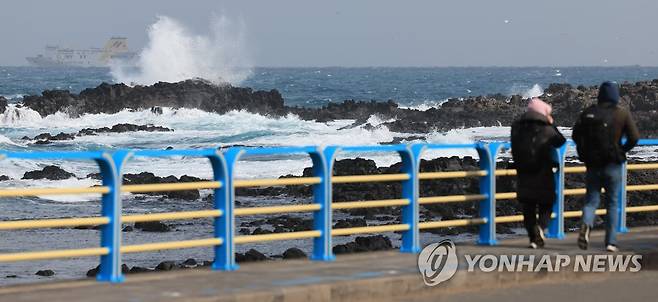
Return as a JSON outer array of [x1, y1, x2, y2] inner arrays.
[[0, 134, 21, 146], [0, 94, 25, 100], [110, 15, 252, 86], [399, 99, 450, 111], [522, 84, 544, 99]]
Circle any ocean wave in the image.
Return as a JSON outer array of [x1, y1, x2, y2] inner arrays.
[[110, 15, 252, 86], [399, 99, 450, 111], [0, 94, 26, 100]]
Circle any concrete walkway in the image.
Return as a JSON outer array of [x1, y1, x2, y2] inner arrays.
[[1, 227, 658, 302]]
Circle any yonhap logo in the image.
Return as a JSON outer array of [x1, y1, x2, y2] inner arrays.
[[417, 239, 458, 286]]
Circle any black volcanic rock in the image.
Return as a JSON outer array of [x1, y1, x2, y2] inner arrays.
[[0, 175, 9, 181], [22, 165, 75, 180], [17, 78, 658, 136], [25, 124, 173, 143], [22, 80, 285, 117], [236, 249, 267, 262], [134, 221, 171, 232], [333, 235, 393, 254], [35, 269, 55, 277], [122, 172, 201, 200], [0, 96, 7, 114], [155, 261, 177, 271], [282, 248, 307, 259]]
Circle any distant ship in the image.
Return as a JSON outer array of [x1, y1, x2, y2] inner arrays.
[[26, 37, 137, 67]]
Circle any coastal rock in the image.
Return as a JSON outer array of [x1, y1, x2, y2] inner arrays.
[[182, 258, 198, 268], [134, 221, 171, 232], [33, 132, 76, 141], [155, 261, 177, 271], [282, 248, 307, 259], [22, 165, 75, 180], [15, 78, 658, 136], [236, 249, 267, 262], [22, 80, 285, 117], [0, 96, 7, 114], [35, 270, 55, 277], [78, 123, 173, 135], [123, 172, 201, 200], [333, 218, 367, 228], [0, 175, 10, 181], [130, 266, 150, 274], [24, 124, 173, 143], [86, 264, 129, 277], [333, 235, 393, 254]]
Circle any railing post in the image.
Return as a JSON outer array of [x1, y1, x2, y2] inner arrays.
[[212, 148, 241, 271], [95, 151, 129, 283], [399, 145, 421, 253], [548, 144, 567, 239], [617, 161, 628, 233], [476, 142, 502, 246], [312, 147, 338, 261]]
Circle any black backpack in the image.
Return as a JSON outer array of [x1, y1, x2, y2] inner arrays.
[[511, 120, 547, 173], [573, 105, 619, 166]]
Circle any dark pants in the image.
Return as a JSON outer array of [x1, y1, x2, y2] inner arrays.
[[520, 199, 553, 242]]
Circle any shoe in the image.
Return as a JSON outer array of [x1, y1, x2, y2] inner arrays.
[[606, 244, 619, 252], [535, 225, 545, 248], [578, 224, 590, 250], [529, 242, 538, 249]]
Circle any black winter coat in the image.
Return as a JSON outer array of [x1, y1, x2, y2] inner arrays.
[[511, 111, 566, 204]]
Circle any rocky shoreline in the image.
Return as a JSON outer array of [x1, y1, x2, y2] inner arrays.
[[20, 123, 174, 145], [4, 78, 658, 136]]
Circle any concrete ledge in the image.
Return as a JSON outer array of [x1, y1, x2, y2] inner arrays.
[[2, 226, 658, 302]]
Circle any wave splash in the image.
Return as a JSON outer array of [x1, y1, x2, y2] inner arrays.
[[110, 15, 252, 86], [522, 84, 544, 99]]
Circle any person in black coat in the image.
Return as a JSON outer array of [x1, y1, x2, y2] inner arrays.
[[511, 98, 566, 248]]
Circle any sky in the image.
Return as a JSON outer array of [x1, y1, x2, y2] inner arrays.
[[1, 0, 657, 67]]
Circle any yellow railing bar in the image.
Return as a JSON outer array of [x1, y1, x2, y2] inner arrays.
[[235, 230, 321, 244], [495, 192, 517, 200], [122, 181, 220, 193], [122, 238, 222, 253], [0, 247, 109, 262], [0, 186, 110, 197], [0, 217, 109, 230], [332, 199, 410, 209], [234, 177, 321, 188], [419, 194, 487, 204], [626, 205, 658, 213], [332, 174, 410, 184], [332, 224, 410, 236], [627, 163, 658, 171], [419, 218, 487, 229], [495, 169, 517, 176], [496, 215, 525, 223], [564, 188, 587, 195], [419, 170, 487, 179], [121, 210, 222, 223], [564, 209, 607, 218], [564, 166, 587, 173], [235, 204, 321, 216], [627, 184, 658, 192]]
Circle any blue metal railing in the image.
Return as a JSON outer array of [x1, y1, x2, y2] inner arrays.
[[1, 139, 658, 283]]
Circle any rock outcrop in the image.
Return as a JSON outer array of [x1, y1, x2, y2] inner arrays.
[[22, 80, 285, 117], [16, 79, 658, 136], [22, 166, 76, 180]]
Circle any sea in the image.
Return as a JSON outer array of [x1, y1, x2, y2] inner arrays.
[[1, 66, 658, 284]]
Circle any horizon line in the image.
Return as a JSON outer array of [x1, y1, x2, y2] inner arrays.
[[2, 64, 658, 69]]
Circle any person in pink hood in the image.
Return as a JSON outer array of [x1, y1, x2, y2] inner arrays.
[[511, 97, 566, 248]]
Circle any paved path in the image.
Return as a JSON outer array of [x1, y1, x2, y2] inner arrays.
[[1, 226, 658, 302]]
